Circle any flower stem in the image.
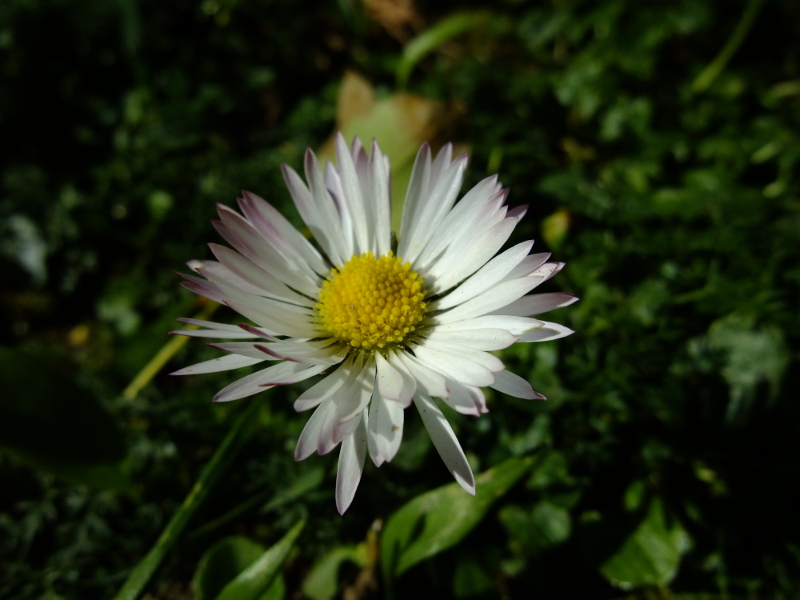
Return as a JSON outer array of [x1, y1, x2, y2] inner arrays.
[[112, 398, 261, 600], [395, 11, 489, 89], [122, 301, 218, 400], [691, 0, 765, 93]]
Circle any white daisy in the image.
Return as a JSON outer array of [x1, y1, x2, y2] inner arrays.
[[172, 134, 576, 514]]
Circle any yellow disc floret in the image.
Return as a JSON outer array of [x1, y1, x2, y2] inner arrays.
[[317, 251, 427, 350]]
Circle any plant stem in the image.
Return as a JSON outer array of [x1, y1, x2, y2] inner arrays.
[[123, 301, 218, 401], [395, 11, 489, 89], [112, 398, 261, 600], [692, 0, 765, 92]]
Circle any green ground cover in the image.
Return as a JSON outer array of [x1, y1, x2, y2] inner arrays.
[[1, 0, 799, 598]]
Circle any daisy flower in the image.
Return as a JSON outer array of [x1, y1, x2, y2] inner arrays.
[[173, 134, 576, 514]]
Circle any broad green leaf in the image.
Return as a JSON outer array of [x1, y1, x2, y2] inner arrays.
[[707, 314, 789, 423], [0, 347, 127, 488], [216, 520, 305, 600], [301, 544, 367, 600], [194, 537, 266, 600], [381, 456, 535, 583], [452, 556, 493, 597], [499, 501, 571, 553], [318, 72, 466, 232], [260, 575, 285, 600], [599, 499, 691, 590]]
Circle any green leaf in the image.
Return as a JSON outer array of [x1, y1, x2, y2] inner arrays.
[[194, 536, 287, 600], [707, 314, 789, 423], [499, 501, 571, 553], [260, 576, 286, 600], [188, 466, 324, 541], [113, 400, 262, 600], [599, 499, 691, 590], [301, 544, 367, 600], [194, 537, 266, 600], [396, 11, 489, 88], [381, 456, 535, 583], [452, 556, 494, 597], [0, 347, 127, 488], [527, 450, 571, 490], [215, 520, 305, 600]]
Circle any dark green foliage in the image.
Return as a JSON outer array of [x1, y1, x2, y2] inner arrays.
[[1, 0, 799, 598]]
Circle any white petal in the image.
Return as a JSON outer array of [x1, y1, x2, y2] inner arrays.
[[414, 392, 475, 494], [385, 351, 418, 407], [283, 158, 345, 265], [175, 318, 244, 332], [380, 400, 404, 463], [194, 259, 293, 303], [178, 273, 226, 304], [170, 326, 259, 340], [335, 133, 370, 255], [208, 342, 279, 360], [332, 356, 376, 425], [367, 389, 404, 467], [263, 363, 327, 385], [427, 216, 519, 293], [336, 410, 367, 515], [444, 380, 487, 416], [324, 161, 354, 260], [429, 142, 453, 184], [430, 315, 545, 337], [518, 321, 575, 342], [213, 362, 309, 403], [503, 261, 565, 285], [395, 351, 449, 398], [415, 177, 502, 269], [209, 243, 315, 308], [421, 339, 505, 373], [295, 399, 336, 460], [216, 204, 320, 297], [398, 143, 432, 256], [493, 292, 579, 317], [490, 369, 546, 400], [419, 189, 507, 275], [331, 412, 363, 448], [368, 139, 391, 256], [532, 262, 565, 281], [257, 340, 345, 366], [411, 344, 496, 388], [236, 322, 279, 338], [375, 352, 404, 404], [397, 142, 431, 257], [434, 275, 548, 324], [366, 394, 385, 468], [503, 253, 551, 280], [423, 327, 518, 351], [170, 353, 266, 376], [403, 155, 468, 264], [202, 270, 318, 338], [507, 204, 528, 219], [238, 191, 328, 275], [221, 296, 317, 339], [434, 241, 533, 310], [294, 357, 351, 412]]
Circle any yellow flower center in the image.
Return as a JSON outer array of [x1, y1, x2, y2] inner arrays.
[[316, 251, 427, 350]]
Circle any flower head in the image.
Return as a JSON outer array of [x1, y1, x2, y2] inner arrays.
[[173, 134, 576, 513]]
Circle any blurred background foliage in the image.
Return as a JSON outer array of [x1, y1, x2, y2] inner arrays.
[[1, 0, 799, 598]]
